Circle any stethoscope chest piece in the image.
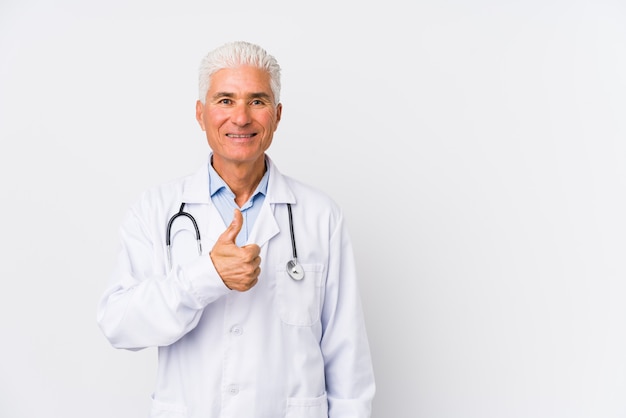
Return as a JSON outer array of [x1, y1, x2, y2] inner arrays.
[[166, 202, 305, 281], [287, 259, 305, 281]]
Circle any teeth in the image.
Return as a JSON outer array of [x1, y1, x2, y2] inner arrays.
[[228, 134, 252, 138]]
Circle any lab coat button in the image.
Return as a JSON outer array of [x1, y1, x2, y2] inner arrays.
[[227, 384, 239, 395], [230, 325, 243, 336]]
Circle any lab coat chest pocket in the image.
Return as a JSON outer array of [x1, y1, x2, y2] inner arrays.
[[276, 263, 324, 326], [286, 392, 328, 418]]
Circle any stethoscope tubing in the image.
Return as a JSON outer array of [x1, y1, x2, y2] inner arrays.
[[286, 203, 298, 260], [166, 203, 202, 271], [165, 202, 302, 280]]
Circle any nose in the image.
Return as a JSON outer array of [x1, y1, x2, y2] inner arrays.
[[230, 103, 252, 126]]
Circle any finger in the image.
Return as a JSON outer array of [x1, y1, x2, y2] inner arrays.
[[217, 209, 244, 245], [248, 277, 259, 289], [235, 277, 258, 292], [241, 243, 261, 258], [244, 269, 261, 290]]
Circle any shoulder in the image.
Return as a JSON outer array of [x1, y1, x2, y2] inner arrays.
[[284, 175, 339, 208], [278, 174, 346, 236], [137, 175, 186, 204], [128, 171, 195, 219], [267, 159, 343, 218]]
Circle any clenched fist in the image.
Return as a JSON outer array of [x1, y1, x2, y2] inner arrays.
[[210, 209, 261, 291]]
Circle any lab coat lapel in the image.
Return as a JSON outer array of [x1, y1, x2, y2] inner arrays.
[[179, 160, 225, 248], [181, 161, 211, 205], [204, 203, 227, 247], [247, 156, 297, 248], [247, 201, 279, 248], [178, 155, 297, 249]]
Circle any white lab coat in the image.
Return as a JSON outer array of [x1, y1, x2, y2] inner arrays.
[[97, 155, 375, 418]]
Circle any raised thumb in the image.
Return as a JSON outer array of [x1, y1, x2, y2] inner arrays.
[[218, 208, 243, 245]]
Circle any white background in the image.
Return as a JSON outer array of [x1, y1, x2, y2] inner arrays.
[[1, 0, 625, 417]]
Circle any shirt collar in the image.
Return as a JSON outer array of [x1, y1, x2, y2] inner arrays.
[[208, 155, 270, 199]]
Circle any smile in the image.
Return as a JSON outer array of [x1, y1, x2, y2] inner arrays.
[[226, 134, 256, 138]]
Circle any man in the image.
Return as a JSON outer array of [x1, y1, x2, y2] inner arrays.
[[97, 41, 375, 418]]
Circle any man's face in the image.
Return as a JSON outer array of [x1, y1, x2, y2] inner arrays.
[[196, 65, 282, 168]]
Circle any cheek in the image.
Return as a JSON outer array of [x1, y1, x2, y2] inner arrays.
[[204, 111, 228, 131], [260, 112, 280, 132]]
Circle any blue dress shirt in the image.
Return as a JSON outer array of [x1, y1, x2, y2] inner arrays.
[[208, 159, 269, 247]]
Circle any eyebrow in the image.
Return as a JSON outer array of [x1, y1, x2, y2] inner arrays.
[[248, 92, 273, 101], [211, 92, 273, 101]]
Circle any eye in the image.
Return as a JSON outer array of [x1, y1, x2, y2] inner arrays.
[[251, 99, 264, 106], [219, 98, 233, 105]]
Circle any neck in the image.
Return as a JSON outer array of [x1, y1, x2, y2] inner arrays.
[[212, 156, 266, 207]]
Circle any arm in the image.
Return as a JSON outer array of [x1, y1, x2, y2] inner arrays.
[[321, 213, 376, 417], [96, 203, 230, 350]]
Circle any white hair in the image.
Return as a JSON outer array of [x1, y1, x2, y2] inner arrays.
[[198, 41, 282, 104]]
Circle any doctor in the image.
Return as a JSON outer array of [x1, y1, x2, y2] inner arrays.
[[97, 41, 375, 418]]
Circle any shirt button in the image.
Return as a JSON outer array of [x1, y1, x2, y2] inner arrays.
[[227, 384, 239, 396], [230, 325, 243, 336]]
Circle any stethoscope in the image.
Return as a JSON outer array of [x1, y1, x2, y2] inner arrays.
[[166, 203, 305, 281]]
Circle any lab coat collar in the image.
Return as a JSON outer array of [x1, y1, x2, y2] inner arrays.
[[180, 153, 296, 205], [180, 160, 211, 204], [265, 155, 296, 205]]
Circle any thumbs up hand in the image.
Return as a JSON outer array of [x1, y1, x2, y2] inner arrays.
[[210, 209, 261, 291]]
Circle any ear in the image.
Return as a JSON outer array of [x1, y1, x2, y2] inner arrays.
[[275, 103, 283, 125], [195, 100, 206, 131]]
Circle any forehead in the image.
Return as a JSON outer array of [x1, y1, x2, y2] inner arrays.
[[209, 66, 273, 96]]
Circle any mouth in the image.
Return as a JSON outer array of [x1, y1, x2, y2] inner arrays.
[[226, 133, 256, 139]]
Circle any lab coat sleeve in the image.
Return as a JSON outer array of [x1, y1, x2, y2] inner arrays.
[[97, 203, 230, 350], [321, 212, 376, 418]]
